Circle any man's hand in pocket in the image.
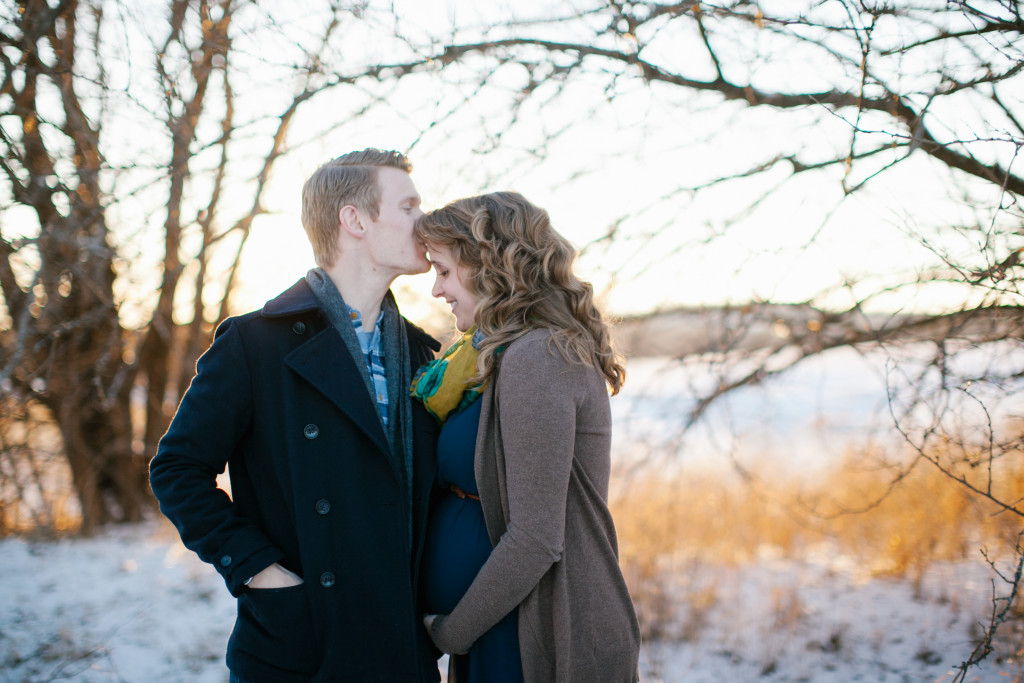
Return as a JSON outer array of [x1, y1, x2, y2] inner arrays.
[[247, 562, 303, 589]]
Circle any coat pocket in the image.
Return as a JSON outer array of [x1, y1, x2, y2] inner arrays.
[[232, 583, 319, 674]]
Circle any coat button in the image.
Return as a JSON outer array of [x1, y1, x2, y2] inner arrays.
[[303, 424, 319, 439], [320, 572, 335, 588], [220, 555, 232, 567], [315, 499, 330, 515], [292, 321, 306, 335]]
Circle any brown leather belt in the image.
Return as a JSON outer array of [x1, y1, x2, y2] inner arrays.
[[450, 484, 480, 501]]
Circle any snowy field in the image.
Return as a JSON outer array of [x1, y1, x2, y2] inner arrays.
[[4, 348, 1022, 681], [1, 519, 1020, 682]]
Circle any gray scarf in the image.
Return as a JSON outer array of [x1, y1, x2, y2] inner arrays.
[[305, 267, 415, 551]]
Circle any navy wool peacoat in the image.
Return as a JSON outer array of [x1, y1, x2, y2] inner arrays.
[[150, 278, 442, 683]]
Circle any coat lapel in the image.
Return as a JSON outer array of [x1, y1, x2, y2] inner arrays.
[[268, 277, 441, 481], [285, 327, 392, 461]]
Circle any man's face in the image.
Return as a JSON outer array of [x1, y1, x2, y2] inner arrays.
[[359, 167, 429, 277]]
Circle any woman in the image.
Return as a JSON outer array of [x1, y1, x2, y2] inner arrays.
[[411, 192, 641, 682]]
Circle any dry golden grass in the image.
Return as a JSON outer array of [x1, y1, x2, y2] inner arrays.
[[610, 444, 1024, 639], [613, 450, 1024, 571], [0, 399, 81, 537]]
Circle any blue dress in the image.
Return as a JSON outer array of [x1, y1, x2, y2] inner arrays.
[[420, 398, 524, 683]]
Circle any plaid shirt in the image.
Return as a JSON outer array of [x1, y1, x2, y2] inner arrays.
[[348, 305, 388, 427]]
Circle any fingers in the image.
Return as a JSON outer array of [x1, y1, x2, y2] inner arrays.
[[247, 562, 303, 589]]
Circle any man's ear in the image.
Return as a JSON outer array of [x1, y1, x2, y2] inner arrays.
[[339, 204, 364, 238]]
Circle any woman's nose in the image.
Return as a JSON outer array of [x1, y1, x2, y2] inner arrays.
[[431, 279, 443, 298]]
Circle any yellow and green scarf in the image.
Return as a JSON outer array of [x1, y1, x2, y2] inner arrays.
[[410, 327, 486, 424]]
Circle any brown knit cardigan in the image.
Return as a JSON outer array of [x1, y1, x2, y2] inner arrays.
[[429, 328, 641, 682]]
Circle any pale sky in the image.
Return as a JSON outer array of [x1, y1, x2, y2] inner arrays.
[[3, 0, 1015, 329], [222, 1, 1015, 322]]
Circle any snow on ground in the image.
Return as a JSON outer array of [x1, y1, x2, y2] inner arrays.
[[639, 550, 1017, 682], [1, 521, 234, 683], [1, 520, 1020, 682]]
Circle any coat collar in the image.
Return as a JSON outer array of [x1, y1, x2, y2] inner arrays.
[[406, 317, 441, 353], [261, 278, 320, 318]]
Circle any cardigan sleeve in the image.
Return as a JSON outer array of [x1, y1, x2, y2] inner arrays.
[[429, 333, 581, 654]]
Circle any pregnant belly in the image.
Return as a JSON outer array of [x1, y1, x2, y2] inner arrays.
[[420, 493, 494, 614]]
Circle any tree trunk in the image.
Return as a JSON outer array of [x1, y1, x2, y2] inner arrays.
[[46, 342, 151, 534]]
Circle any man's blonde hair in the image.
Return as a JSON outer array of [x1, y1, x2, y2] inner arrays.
[[301, 149, 412, 267]]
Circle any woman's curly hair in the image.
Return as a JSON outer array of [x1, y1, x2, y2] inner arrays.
[[415, 191, 625, 394]]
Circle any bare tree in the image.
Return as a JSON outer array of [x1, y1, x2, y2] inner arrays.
[[2, 0, 142, 533], [0, 0, 431, 533]]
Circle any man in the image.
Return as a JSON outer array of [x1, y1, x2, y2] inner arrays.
[[150, 149, 442, 682]]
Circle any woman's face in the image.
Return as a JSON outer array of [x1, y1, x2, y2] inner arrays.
[[427, 243, 479, 332]]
